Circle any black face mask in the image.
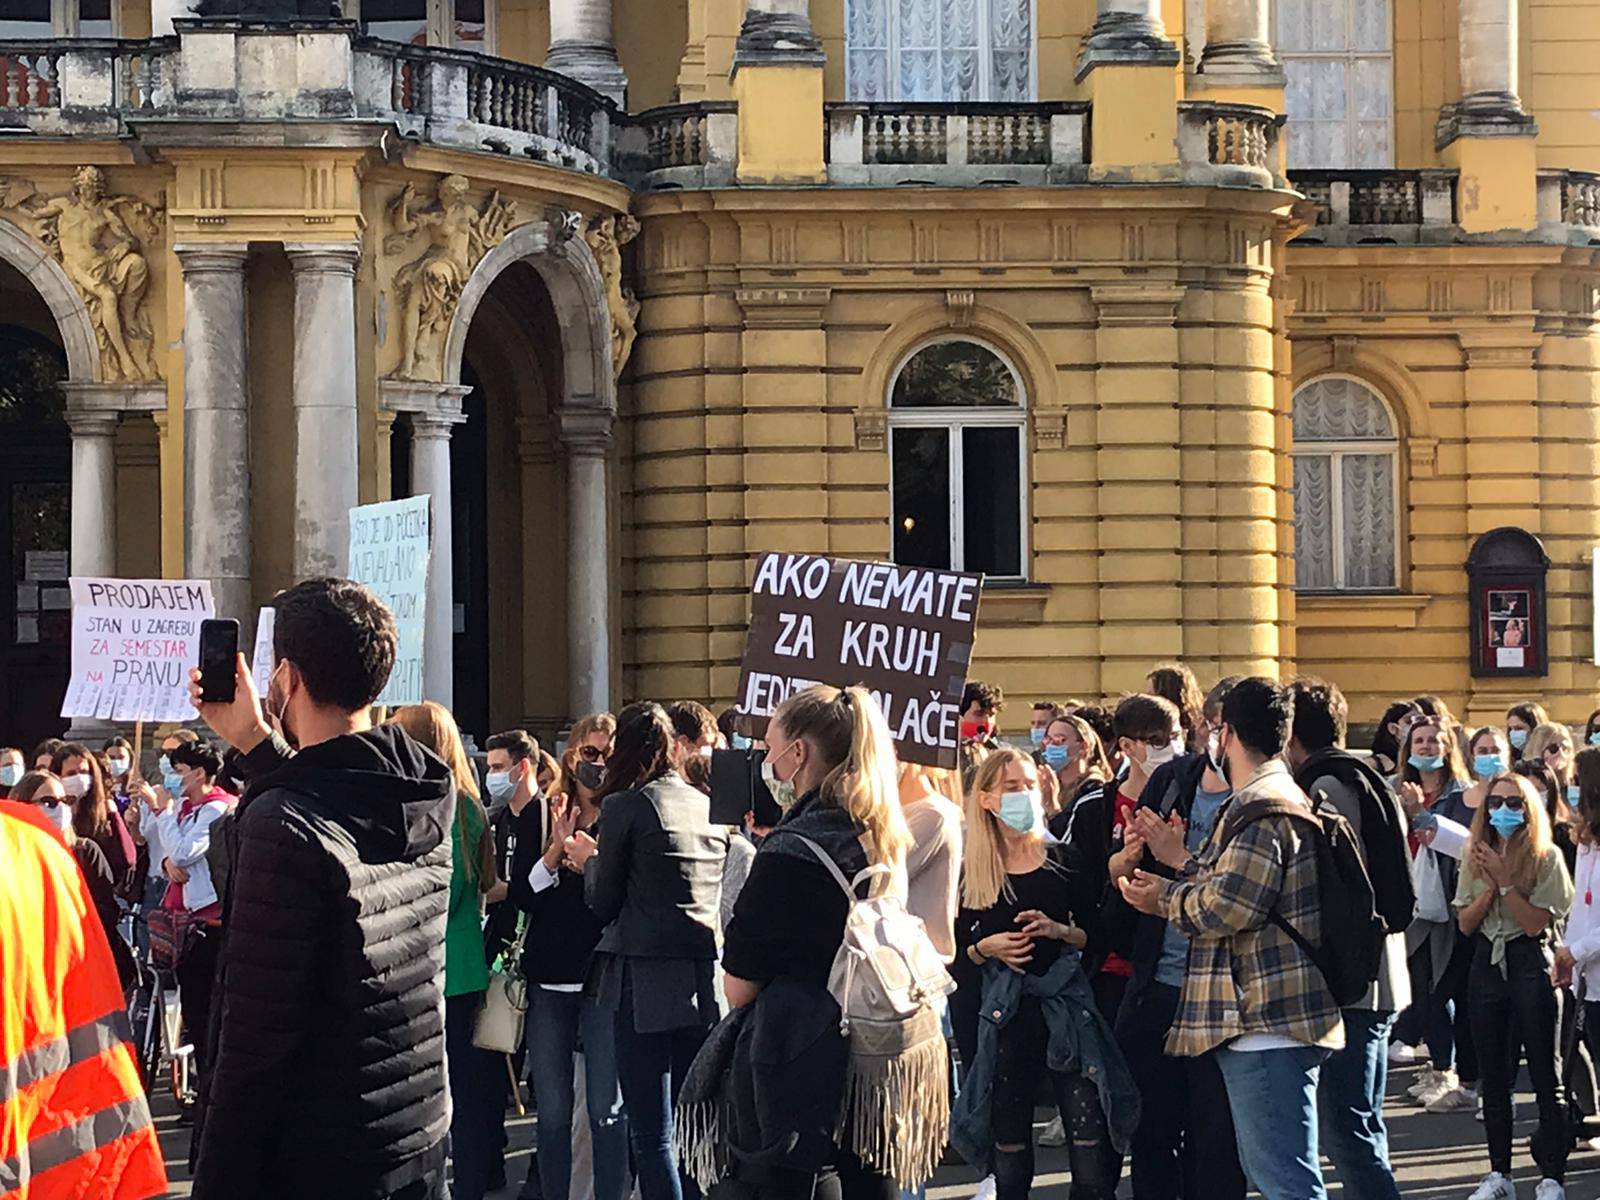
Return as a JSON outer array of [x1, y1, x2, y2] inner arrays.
[[574, 760, 605, 793]]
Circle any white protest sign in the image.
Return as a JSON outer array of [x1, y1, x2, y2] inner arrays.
[[252, 607, 276, 699], [61, 577, 215, 723], [348, 495, 430, 707]]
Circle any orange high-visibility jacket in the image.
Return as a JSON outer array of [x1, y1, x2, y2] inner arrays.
[[0, 800, 168, 1200]]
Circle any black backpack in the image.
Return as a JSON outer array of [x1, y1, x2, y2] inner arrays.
[[1221, 796, 1385, 1009], [1293, 748, 1416, 935]]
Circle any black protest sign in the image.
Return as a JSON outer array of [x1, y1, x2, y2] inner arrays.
[[735, 553, 983, 768]]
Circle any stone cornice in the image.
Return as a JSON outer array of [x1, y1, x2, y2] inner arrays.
[[734, 286, 831, 328]]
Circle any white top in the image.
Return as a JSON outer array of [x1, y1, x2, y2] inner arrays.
[[1565, 840, 1600, 1002], [154, 797, 231, 911], [141, 798, 168, 881]]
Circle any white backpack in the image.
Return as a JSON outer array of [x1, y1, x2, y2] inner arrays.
[[793, 835, 954, 1190]]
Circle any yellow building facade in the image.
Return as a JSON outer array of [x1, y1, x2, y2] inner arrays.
[[0, 0, 1597, 746]]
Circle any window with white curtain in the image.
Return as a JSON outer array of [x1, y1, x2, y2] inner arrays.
[[1275, 0, 1393, 168], [1292, 377, 1399, 592], [889, 340, 1027, 579], [846, 0, 1035, 103]]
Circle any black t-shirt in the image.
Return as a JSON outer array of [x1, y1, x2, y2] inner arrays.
[[955, 851, 1075, 977], [483, 797, 546, 965], [723, 852, 851, 989]]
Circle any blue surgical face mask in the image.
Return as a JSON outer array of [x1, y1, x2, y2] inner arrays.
[[1042, 744, 1071, 770], [0, 763, 20, 788], [1489, 804, 1527, 839], [1509, 729, 1529, 751], [1029, 727, 1047, 749], [997, 789, 1042, 834], [486, 770, 516, 803], [1409, 753, 1445, 773], [1473, 753, 1507, 780], [730, 733, 753, 752], [1569, 784, 1582, 807], [162, 770, 186, 798], [1589, 731, 1600, 747], [158, 755, 173, 777]]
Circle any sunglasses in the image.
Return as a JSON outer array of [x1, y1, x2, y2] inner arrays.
[[1487, 794, 1525, 811], [578, 746, 607, 763]]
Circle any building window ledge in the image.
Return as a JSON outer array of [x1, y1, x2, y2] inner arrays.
[[1296, 591, 1429, 630]]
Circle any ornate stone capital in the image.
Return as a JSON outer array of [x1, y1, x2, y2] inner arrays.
[[173, 243, 250, 275], [62, 380, 166, 430], [380, 380, 471, 439], [557, 404, 615, 456], [285, 242, 362, 277], [852, 409, 886, 452]]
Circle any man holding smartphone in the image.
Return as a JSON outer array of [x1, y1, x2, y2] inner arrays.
[[186, 578, 456, 1200]]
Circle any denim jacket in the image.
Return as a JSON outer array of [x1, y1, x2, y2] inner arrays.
[[949, 952, 1141, 1165]]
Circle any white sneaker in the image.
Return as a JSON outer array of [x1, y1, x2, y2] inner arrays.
[[1408, 1066, 1445, 1099], [1467, 1172, 1515, 1200], [1534, 1180, 1565, 1200], [1428, 1085, 1479, 1114], [1477, 1094, 1486, 1122], [1418, 1070, 1460, 1105], [1037, 1115, 1066, 1148], [1388, 1041, 1421, 1065], [974, 1176, 997, 1200]]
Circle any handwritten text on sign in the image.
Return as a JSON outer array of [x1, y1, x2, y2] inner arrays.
[[61, 578, 216, 723], [348, 495, 430, 708], [735, 554, 983, 768]]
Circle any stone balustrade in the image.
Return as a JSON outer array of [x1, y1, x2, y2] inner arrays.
[[824, 102, 1089, 185], [1288, 170, 1459, 244], [613, 101, 738, 190], [1537, 170, 1600, 240], [0, 29, 614, 178], [1176, 100, 1283, 185]]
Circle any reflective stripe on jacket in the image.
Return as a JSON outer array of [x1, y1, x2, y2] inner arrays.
[[0, 800, 167, 1200]]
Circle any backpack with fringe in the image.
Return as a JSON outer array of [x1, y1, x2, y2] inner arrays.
[[793, 834, 954, 1190]]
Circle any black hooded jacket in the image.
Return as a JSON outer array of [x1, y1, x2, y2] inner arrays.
[[192, 725, 455, 1200]]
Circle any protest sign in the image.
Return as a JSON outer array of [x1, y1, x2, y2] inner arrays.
[[252, 607, 276, 699], [60, 578, 216, 723], [348, 495, 430, 707], [734, 553, 983, 768]]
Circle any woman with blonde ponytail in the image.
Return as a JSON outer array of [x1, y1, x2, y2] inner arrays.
[[717, 685, 916, 1200], [947, 747, 1137, 1200]]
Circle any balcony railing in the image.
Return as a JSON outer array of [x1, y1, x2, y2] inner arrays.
[[825, 102, 1089, 185], [1286, 170, 1457, 242], [613, 101, 738, 189], [1176, 101, 1283, 183], [0, 30, 614, 178], [1537, 170, 1600, 241]]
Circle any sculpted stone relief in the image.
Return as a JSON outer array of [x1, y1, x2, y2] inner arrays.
[[0, 166, 164, 382], [385, 173, 517, 382], [584, 214, 640, 382]]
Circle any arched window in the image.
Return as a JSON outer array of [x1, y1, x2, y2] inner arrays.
[[1292, 376, 1399, 591], [889, 339, 1027, 578], [846, 0, 1035, 103], [1275, 0, 1392, 168]]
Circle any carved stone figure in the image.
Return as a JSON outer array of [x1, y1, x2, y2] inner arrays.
[[584, 214, 641, 382], [385, 174, 517, 381], [0, 167, 163, 382]]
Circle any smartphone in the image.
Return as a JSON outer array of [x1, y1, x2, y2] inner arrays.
[[198, 618, 240, 704]]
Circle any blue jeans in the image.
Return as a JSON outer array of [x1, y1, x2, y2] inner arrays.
[[1216, 1043, 1329, 1200], [446, 991, 505, 1200], [528, 988, 628, 1200], [1317, 1010, 1401, 1200], [613, 1003, 709, 1200]]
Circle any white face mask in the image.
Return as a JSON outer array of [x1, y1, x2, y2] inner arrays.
[[62, 772, 91, 800], [42, 800, 73, 833], [760, 742, 801, 811], [1143, 739, 1180, 770], [107, 755, 131, 778]]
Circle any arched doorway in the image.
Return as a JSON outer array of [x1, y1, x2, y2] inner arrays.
[[0, 260, 73, 749]]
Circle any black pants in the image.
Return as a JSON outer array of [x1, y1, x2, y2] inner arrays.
[[177, 923, 222, 1084], [730, 1149, 896, 1200], [1115, 982, 1245, 1200], [992, 999, 1120, 1200], [1470, 935, 1567, 1182]]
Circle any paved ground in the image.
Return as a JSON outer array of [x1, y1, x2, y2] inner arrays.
[[150, 1056, 1600, 1198]]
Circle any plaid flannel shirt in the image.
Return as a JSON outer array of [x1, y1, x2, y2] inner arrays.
[[1159, 759, 1345, 1058]]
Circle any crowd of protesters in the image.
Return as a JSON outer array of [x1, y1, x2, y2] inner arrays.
[[13, 576, 1600, 1200]]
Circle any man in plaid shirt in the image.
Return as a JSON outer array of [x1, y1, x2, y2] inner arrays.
[[1121, 677, 1345, 1200]]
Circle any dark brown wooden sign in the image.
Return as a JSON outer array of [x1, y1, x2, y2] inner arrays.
[[734, 553, 983, 768]]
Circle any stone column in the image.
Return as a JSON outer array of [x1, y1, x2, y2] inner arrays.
[[65, 406, 119, 579], [546, 0, 628, 105], [736, 0, 823, 61], [382, 381, 470, 709], [1458, 0, 1525, 120], [1078, 0, 1180, 76], [176, 244, 252, 622], [287, 244, 361, 579], [1197, 0, 1281, 83], [1438, 0, 1536, 230], [559, 406, 613, 718]]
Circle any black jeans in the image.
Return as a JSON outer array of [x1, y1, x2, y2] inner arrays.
[[1470, 935, 1567, 1181], [992, 998, 1121, 1200], [1114, 982, 1245, 1200], [177, 923, 222, 1084], [732, 1148, 897, 1200]]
